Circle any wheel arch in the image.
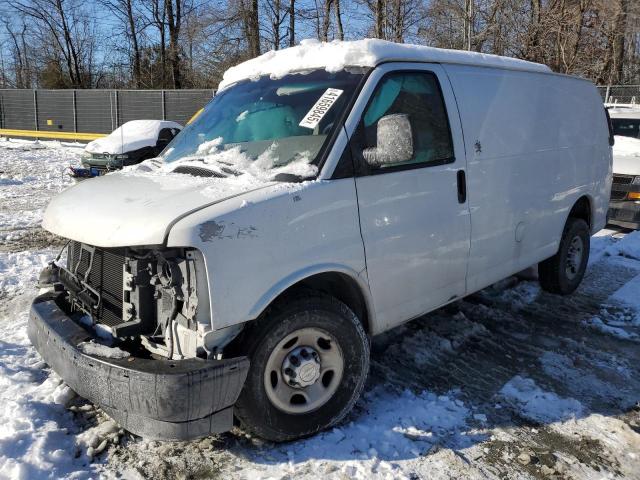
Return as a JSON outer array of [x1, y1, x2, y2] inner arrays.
[[568, 195, 593, 232], [247, 265, 376, 335]]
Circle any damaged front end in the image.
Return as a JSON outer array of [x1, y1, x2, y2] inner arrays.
[[29, 240, 249, 440]]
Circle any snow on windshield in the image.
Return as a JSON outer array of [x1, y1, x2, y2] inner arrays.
[[117, 137, 318, 200], [219, 38, 551, 91]]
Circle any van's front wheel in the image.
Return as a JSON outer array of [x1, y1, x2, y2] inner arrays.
[[232, 292, 370, 442], [539, 217, 590, 295]]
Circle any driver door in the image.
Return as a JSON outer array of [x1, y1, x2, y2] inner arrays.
[[349, 64, 470, 330]]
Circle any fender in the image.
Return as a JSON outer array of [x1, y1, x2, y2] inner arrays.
[[246, 263, 379, 334]]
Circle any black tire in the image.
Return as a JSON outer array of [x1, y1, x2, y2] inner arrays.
[[539, 217, 590, 295], [231, 291, 370, 442]]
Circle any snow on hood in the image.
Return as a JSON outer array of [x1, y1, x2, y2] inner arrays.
[[85, 120, 182, 155], [42, 141, 317, 247], [612, 135, 640, 176], [219, 38, 551, 90]]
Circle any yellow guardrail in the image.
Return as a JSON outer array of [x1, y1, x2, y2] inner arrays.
[[0, 129, 106, 142]]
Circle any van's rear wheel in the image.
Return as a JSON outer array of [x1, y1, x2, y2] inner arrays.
[[538, 217, 590, 295], [232, 292, 370, 442]]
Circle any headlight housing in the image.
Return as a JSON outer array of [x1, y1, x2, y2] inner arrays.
[[632, 176, 640, 185], [115, 154, 129, 160]]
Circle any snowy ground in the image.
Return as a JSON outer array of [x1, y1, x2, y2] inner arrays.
[[0, 139, 639, 479]]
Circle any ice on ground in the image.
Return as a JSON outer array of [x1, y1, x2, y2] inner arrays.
[[219, 39, 550, 90], [85, 120, 182, 155], [605, 229, 640, 260], [77, 342, 130, 360], [499, 376, 584, 423], [584, 316, 638, 340], [496, 281, 540, 308]]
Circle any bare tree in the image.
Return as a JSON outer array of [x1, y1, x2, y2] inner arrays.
[[100, 0, 144, 87]]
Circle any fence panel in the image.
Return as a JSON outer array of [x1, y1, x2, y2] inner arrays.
[[598, 85, 640, 105], [0, 90, 36, 130], [76, 90, 116, 134], [165, 90, 214, 125], [36, 90, 74, 132], [0, 88, 214, 138], [118, 90, 163, 125]]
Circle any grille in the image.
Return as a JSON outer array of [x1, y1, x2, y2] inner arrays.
[[172, 165, 225, 178], [68, 241, 126, 327], [613, 174, 634, 185], [611, 191, 627, 201]]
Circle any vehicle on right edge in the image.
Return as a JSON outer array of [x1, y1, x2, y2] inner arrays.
[[607, 104, 640, 230]]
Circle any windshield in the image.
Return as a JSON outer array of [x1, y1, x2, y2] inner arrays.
[[612, 118, 640, 139], [162, 69, 365, 180]]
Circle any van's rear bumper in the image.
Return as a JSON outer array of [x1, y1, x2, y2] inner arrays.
[[28, 293, 249, 441], [608, 200, 640, 230]]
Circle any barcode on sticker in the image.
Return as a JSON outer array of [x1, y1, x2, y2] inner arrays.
[[299, 88, 343, 129]]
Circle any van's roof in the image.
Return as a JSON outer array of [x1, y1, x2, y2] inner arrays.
[[219, 39, 552, 91]]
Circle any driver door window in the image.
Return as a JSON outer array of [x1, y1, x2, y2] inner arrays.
[[355, 71, 454, 172]]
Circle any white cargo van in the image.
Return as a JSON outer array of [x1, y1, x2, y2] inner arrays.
[[30, 39, 612, 442]]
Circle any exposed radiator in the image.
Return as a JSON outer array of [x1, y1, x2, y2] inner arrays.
[[67, 241, 126, 327]]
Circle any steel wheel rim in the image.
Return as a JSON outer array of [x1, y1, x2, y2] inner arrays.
[[566, 235, 584, 280], [264, 327, 344, 414]]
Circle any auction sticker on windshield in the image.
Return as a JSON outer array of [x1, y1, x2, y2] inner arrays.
[[299, 88, 343, 129]]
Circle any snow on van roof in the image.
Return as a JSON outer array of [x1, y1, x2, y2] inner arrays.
[[219, 39, 551, 91]]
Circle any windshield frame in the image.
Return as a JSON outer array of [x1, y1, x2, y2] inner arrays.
[[161, 68, 372, 181]]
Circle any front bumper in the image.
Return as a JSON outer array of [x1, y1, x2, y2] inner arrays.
[[28, 293, 249, 441], [608, 200, 640, 230]]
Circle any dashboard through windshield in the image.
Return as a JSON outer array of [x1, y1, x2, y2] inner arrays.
[[162, 69, 366, 179]]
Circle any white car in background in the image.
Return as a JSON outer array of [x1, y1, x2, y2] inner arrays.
[[70, 120, 182, 178], [607, 105, 640, 229]]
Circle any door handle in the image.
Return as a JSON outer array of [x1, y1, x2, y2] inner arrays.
[[457, 170, 466, 204]]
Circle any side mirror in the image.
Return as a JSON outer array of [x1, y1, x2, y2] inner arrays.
[[362, 114, 414, 167]]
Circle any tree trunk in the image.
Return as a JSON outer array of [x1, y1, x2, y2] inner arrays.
[[322, 0, 332, 41], [125, 0, 142, 87], [288, 0, 295, 46], [165, 0, 181, 88], [375, 0, 384, 39], [334, 0, 343, 40], [613, 0, 629, 84], [273, 0, 281, 49]]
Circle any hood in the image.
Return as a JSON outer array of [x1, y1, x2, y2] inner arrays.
[[612, 135, 640, 176], [43, 170, 269, 247]]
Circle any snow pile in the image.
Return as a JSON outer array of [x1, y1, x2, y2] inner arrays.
[[0, 251, 53, 298], [0, 140, 80, 246], [609, 277, 640, 318], [499, 376, 584, 423], [240, 386, 471, 478], [0, 248, 107, 478], [77, 342, 130, 360], [85, 120, 182, 155], [613, 135, 640, 157], [585, 267, 640, 339], [604, 229, 640, 260], [219, 39, 551, 90]]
